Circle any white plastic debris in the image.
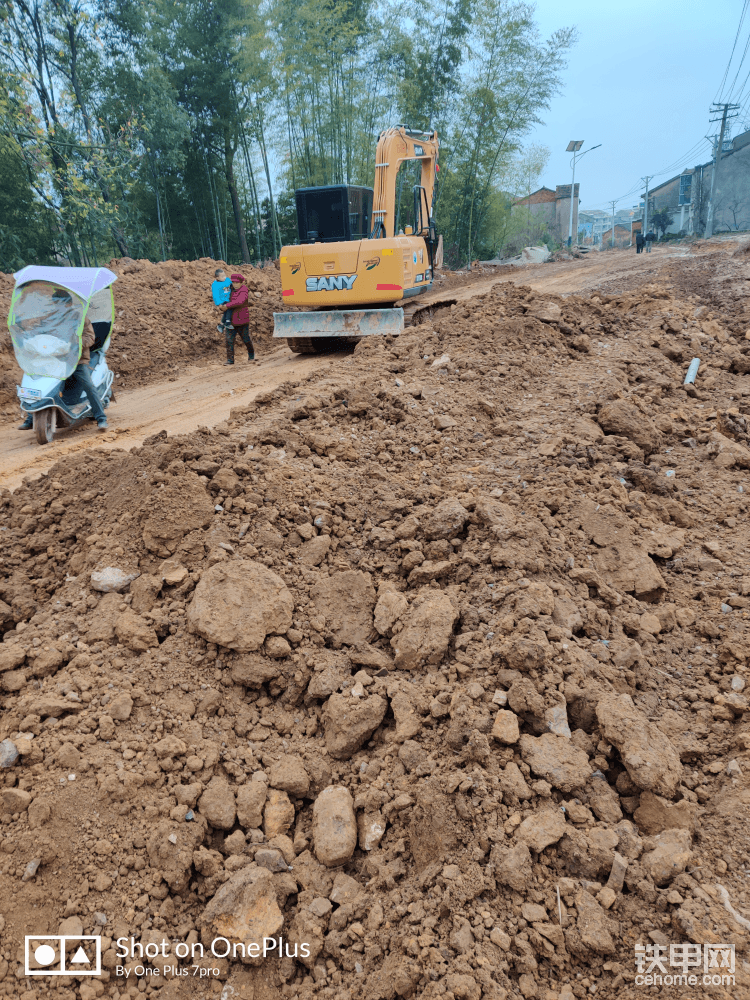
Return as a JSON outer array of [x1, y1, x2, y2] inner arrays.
[[684, 358, 701, 385]]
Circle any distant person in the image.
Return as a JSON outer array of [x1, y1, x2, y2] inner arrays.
[[635, 232, 645, 254], [645, 231, 655, 253], [211, 268, 233, 334], [224, 273, 255, 366]]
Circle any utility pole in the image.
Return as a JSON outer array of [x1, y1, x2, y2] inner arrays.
[[610, 200, 617, 247], [641, 176, 652, 236], [704, 102, 739, 239]]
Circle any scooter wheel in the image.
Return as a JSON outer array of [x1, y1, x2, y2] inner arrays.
[[33, 409, 56, 445]]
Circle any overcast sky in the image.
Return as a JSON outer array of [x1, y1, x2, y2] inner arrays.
[[528, 1, 749, 213]]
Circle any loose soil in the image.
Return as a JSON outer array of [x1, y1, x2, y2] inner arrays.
[[0, 238, 750, 1000]]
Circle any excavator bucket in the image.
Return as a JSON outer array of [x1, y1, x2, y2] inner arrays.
[[273, 308, 403, 353]]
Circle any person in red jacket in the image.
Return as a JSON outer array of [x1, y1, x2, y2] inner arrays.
[[224, 273, 255, 365]]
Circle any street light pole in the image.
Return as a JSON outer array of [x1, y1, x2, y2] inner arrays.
[[566, 141, 601, 247], [566, 141, 582, 247]]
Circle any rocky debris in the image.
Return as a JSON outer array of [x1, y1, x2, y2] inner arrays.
[[423, 497, 469, 538], [491, 709, 520, 743], [322, 692, 387, 758], [310, 570, 376, 646], [90, 567, 140, 593], [391, 591, 458, 669], [515, 807, 567, 851], [518, 733, 591, 791], [571, 889, 617, 954], [187, 559, 293, 650], [263, 788, 295, 837], [115, 611, 158, 652], [596, 693, 683, 797], [108, 692, 133, 720], [269, 755, 310, 797], [198, 777, 236, 829], [236, 781, 267, 830], [596, 398, 662, 455], [0, 738, 19, 767], [492, 842, 532, 891], [142, 472, 215, 556], [200, 864, 284, 956], [312, 785, 357, 867], [358, 810, 386, 851], [632, 790, 697, 834], [641, 828, 693, 885], [1, 264, 750, 1000]]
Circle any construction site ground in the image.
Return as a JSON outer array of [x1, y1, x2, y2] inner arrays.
[[0, 235, 750, 1000], [1, 238, 746, 491]]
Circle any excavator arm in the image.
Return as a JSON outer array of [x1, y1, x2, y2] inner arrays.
[[371, 126, 439, 243]]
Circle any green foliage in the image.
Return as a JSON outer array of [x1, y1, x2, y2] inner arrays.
[[435, 2, 575, 263], [0, 0, 575, 268], [651, 207, 674, 238], [0, 133, 56, 269]]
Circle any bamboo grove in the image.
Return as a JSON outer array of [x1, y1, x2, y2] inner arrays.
[[0, 0, 575, 270]]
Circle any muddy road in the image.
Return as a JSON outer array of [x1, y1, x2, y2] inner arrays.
[[1, 236, 746, 491]]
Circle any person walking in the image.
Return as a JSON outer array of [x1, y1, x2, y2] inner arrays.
[[224, 273, 255, 366], [645, 230, 655, 253], [635, 232, 645, 254]]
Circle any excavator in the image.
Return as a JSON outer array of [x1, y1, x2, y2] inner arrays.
[[273, 125, 441, 353]]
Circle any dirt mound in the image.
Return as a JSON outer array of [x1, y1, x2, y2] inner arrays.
[[1, 277, 750, 999], [0, 258, 283, 417]]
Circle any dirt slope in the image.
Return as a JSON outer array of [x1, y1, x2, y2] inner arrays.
[[1, 251, 750, 1000]]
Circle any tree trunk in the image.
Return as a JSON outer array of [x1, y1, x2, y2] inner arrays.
[[224, 131, 251, 264], [65, 19, 130, 257], [256, 102, 282, 255]]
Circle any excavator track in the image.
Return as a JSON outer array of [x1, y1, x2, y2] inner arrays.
[[401, 295, 457, 327], [286, 336, 359, 354]]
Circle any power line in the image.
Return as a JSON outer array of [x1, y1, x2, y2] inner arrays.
[[716, 0, 749, 101], [733, 60, 750, 106], [726, 12, 750, 101], [617, 138, 712, 214], [652, 138, 712, 178]]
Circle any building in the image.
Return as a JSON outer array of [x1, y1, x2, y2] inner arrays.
[[645, 129, 750, 235], [579, 207, 641, 244], [512, 184, 580, 243]]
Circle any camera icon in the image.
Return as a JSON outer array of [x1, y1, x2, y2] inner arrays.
[[25, 936, 102, 976]]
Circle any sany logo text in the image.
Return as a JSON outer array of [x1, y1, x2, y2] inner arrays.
[[306, 275, 357, 292]]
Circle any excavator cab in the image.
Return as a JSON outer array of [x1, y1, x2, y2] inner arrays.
[[295, 185, 373, 244]]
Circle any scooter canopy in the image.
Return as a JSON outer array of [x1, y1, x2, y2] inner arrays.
[[12, 265, 117, 300], [8, 266, 117, 381]]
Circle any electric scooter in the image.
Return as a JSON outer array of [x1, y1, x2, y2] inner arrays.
[[9, 265, 118, 445]]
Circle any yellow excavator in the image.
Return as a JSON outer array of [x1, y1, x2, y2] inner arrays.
[[273, 125, 441, 353]]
